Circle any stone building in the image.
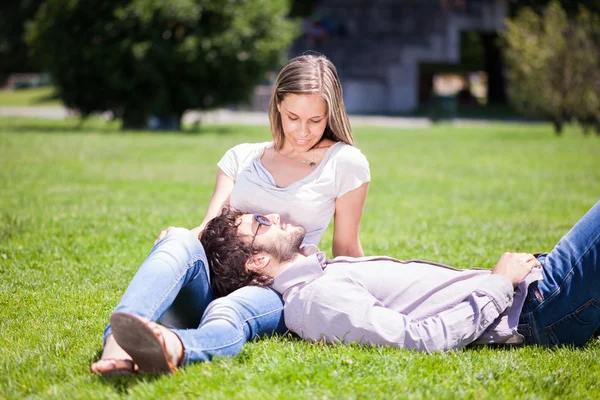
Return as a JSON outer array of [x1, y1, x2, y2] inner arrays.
[[290, 0, 508, 114]]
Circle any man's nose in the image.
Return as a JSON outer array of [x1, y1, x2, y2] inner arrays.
[[265, 213, 280, 224]]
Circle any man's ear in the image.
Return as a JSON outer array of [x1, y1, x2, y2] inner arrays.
[[245, 254, 271, 272]]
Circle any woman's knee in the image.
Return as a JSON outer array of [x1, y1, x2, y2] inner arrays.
[[201, 286, 284, 326], [145, 228, 209, 279], [163, 228, 204, 253], [154, 227, 206, 260]]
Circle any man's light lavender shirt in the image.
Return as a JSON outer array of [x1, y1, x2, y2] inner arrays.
[[272, 248, 542, 353]]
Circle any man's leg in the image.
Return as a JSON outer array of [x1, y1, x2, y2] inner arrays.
[[519, 201, 600, 346], [171, 285, 287, 364], [93, 228, 213, 374]]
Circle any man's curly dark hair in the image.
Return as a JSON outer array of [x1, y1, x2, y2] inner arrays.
[[200, 206, 274, 298]]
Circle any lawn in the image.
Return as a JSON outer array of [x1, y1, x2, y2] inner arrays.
[[0, 87, 62, 107], [1, 117, 599, 399]]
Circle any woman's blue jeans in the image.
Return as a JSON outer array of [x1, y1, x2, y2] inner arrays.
[[519, 201, 600, 346], [102, 228, 287, 365]]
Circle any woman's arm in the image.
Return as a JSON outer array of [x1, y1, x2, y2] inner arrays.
[[332, 182, 369, 257], [190, 169, 235, 238]]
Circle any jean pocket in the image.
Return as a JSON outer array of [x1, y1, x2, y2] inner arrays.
[[546, 299, 600, 346]]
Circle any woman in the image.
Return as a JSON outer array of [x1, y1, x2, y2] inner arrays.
[[92, 54, 370, 375]]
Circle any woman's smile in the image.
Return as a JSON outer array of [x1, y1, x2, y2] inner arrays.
[[291, 136, 313, 146]]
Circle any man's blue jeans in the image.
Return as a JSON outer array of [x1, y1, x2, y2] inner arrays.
[[102, 228, 287, 365], [519, 201, 600, 346]]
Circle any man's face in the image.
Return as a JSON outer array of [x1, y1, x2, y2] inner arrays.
[[237, 213, 305, 262]]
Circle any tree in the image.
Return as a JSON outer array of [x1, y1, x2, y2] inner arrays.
[[502, 1, 600, 134], [510, 0, 600, 17], [479, 32, 507, 105], [0, 0, 43, 84], [26, 0, 298, 129]]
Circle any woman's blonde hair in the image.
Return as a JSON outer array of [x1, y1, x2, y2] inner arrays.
[[268, 54, 355, 150]]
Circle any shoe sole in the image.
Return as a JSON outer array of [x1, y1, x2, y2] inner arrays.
[[110, 312, 174, 375]]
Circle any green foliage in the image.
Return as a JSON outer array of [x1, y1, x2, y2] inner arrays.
[[510, 0, 600, 17], [0, 0, 43, 78], [25, 0, 299, 129], [1, 117, 600, 398], [502, 1, 600, 134]]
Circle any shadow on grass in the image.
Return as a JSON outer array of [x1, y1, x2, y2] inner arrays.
[[90, 349, 167, 394], [0, 122, 119, 134], [465, 343, 524, 352], [0, 212, 28, 243], [0, 118, 237, 136], [98, 373, 165, 394]]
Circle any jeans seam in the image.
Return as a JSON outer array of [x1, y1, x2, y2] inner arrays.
[[189, 254, 209, 282], [148, 254, 206, 319], [181, 304, 285, 364], [572, 229, 600, 272], [528, 270, 573, 313], [547, 298, 600, 330], [530, 230, 600, 313], [196, 305, 286, 352]]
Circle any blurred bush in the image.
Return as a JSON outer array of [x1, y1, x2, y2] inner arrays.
[[502, 1, 600, 134], [0, 1, 44, 82], [26, 0, 299, 129]]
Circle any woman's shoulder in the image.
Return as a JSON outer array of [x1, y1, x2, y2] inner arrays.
[[218, 141, 272, 179], [330, 142, 370, 168], [227, 141, 271, 156], [328, 142, 371, 195]]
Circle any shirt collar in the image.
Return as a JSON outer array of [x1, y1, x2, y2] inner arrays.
[[271, 250, 326, 300]]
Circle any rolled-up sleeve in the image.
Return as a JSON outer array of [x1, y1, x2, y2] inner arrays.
[[296, 275, 514, 353]]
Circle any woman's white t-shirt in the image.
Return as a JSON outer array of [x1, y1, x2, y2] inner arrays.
[[217, 141, 370, 246]]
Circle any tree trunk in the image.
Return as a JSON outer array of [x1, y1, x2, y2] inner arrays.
[[480, 33, 507, 105], [552, 117, 564, 135], [149, 112, 183, 130], [121, 107, 148, 130]]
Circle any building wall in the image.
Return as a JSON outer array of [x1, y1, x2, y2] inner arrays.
[[291, 0, 508, 114]]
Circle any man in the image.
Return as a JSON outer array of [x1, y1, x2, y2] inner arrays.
[[109, 202, 600, 373]]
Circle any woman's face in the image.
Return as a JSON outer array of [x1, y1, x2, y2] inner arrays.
[[277, 93, 328, 152]]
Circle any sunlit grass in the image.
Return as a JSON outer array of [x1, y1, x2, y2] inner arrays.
[[0, 86, 62, 107], [1, 118, 599, 398]]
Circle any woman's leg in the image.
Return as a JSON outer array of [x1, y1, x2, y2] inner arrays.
[[520, 201, 600, 346], [103, 228, 213, 341], [108, 285, 286, 369], [94, 227, 212, 373], [97, 228, 285, 369], [172, 285, 287, 364]]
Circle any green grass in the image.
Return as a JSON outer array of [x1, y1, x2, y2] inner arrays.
[[0, 87, 62, 107], [1, 117, 599, 399]]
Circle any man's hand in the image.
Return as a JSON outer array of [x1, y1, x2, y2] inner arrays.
[[492, 252, 541, 288], [155, 226, 178, 245]]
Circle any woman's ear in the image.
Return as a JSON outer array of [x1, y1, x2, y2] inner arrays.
[[245, 254, 271, 272]]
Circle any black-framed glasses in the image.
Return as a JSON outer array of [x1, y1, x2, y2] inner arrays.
[[250, 214, 272, 250]]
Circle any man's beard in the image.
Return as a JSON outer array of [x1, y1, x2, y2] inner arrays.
[[257, 228, 305, 263]]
